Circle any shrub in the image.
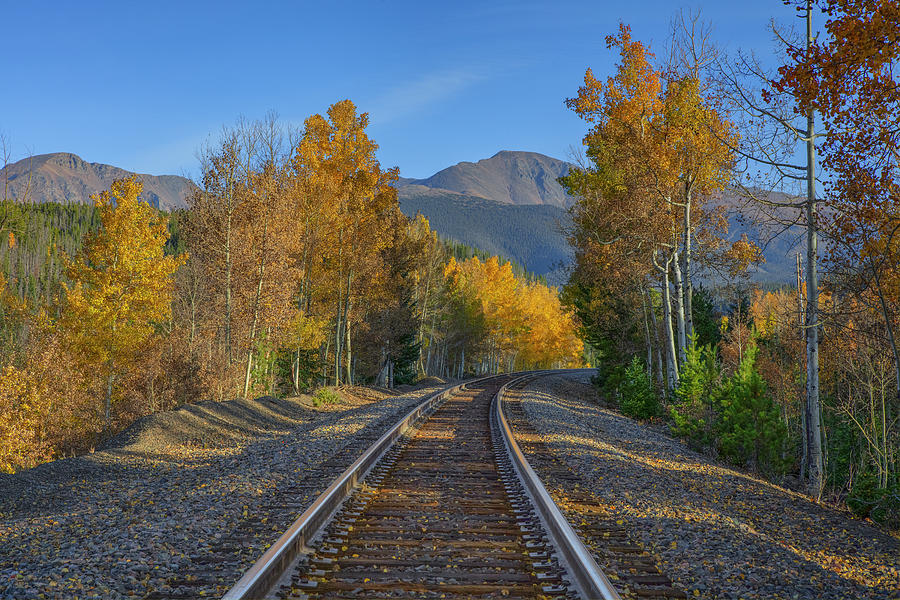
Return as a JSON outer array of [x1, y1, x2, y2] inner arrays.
[[275, 348, 322, 395], [619, 356, 659, 420], [847, 472, 900, 529], [670, 336, 720, 447], [312, 387, 341, 406], [593, 361, 628, 406], [0, 366, 52, 472], [0, 315, 99, 472], [715, 346, 789, 474]]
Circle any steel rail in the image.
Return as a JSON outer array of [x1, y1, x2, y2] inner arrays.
[[223, 369, 610, 600], [494, 373, 621, 600], [221, 378, 488, 600]]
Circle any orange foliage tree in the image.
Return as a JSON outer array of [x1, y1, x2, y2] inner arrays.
[[563, 23, 750, 392], [292, 100, 400, 386], [775, 0, 900, 497]]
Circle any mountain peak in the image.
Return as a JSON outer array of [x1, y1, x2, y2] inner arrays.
[[1, 153, 194, 210], [402, 150, 573, 208]]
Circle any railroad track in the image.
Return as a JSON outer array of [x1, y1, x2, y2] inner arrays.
[[222, 372, 678, 600], [502, 376, 686, 600], [143, 398, 434, 600]]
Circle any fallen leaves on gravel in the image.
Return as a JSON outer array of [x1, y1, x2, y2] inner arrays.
[[517, 374, 900, 600]]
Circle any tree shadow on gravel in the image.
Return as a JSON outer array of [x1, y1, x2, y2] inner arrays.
[[0, 388, 440, 521], [519, 382, 900, 599], [0, 386, 454, 600]]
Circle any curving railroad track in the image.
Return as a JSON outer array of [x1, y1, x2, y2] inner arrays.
[[221, 372, 683, 600]]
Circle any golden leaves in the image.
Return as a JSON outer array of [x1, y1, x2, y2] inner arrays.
[[445, 256, 583, 369], [723, 235, 764, 277], [61, 176, 186, 398]]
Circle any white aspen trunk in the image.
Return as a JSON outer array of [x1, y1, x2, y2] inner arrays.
[[104, 362, 114, 429], [389, 359, 394, 389], [803, 0, 824, 499], [243, 212, 269, 398], [683, 185, 694, 341], [224, 194, 234, 367], [796, 252, 808, 482], [661, 262, 679, 391], [648, 287, 665, 389], [672, 251, 687, 362], [334, 295, 343, 386], [344, 276, 353, 385], [417, 276, 431, 376], [293, 348, 300, 394], [640, 284, 653, 372], [322, 338, 330, 388]]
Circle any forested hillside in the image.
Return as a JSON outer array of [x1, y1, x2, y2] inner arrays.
[[398, 188, 571, 281], [0, 202, 99, 305]]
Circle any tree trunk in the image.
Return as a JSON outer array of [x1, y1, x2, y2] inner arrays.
[[640, 284, 653, 373], [460, 348, 465, 379], [683, 185, 694, 341], [417, 275, 431, 376], [647, 287, 665, 389], [321, 338, 330, 387], [104, 362, 114, 429], [672, 251, 687, 362], [293, 347, 300, 394], [224, 210, 233, 366], [796, 252, 808, 482], [344, 269, 353, 385], [804, 3, 824, 498], [334, 286, 343, 386], [243, 214, 269, 398], [345, 304, 353, 385], [661, 260, 679, 391]]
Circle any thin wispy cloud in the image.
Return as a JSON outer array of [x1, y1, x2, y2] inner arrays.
[[368, 68, 486, 126]]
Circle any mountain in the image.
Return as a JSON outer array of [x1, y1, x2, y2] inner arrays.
[[1, 153, 194, 210], [400, 150, 574, 208], [709, 190, 806, 285], [396, 151, 575, 282], [3, 149, 801, 285], [397, 151, 803, 285], [397, 189, 572, 282]]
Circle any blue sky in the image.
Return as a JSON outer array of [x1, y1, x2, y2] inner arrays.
[[1, 1, 797, 179]]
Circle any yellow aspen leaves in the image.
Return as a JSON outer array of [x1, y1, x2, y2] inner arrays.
[[62, 176, 186, 423], [444, 256, 583, 370]]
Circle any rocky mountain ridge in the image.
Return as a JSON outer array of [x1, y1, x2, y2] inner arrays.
[[2, 150, 799, 283], [1, 152, 194, 210], [398, 150, 574, 208]]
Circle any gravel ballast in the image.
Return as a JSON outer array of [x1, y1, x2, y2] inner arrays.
[[0, 384, 448, 599], [514, 372, 900, 600]]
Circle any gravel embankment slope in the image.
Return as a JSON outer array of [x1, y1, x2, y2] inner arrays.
[[516, 373, 900, 600], [0, 384, 448, 599]]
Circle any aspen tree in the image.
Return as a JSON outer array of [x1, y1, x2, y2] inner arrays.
[[63, 177, 185, 427]]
